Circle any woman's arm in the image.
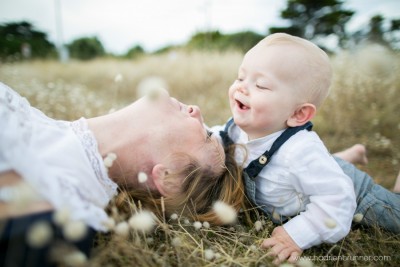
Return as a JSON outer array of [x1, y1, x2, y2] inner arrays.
[[0, 170, 53, 219]]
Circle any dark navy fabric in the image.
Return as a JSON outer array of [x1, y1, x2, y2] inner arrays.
[[0, 211, 96, 267]]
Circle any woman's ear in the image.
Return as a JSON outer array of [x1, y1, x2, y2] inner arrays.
[[287, 103, 316, 127], [151, 164, 169, 196]]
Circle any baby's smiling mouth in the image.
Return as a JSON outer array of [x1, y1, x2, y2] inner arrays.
[[236, 99, 250, 110]]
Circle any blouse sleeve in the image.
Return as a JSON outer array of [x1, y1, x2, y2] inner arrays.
[[0, 82, 118, 231]]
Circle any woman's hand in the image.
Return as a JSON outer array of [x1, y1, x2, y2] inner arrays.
[[261, 226, 303, 265]]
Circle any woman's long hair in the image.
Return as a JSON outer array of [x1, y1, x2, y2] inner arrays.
[[112, 143, 245, 225]]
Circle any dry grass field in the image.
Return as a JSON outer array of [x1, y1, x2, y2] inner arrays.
[[1, 46, 400, 266]]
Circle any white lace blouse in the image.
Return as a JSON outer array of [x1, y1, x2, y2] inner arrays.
[[0, 82, 118, 231]]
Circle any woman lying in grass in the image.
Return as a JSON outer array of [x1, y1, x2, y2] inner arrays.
[[0, 82, 244, 267]]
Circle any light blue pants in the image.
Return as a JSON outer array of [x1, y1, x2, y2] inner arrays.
[[335, 157, 400, 233]]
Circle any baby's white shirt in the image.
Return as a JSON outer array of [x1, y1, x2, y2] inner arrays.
[[211, 122, 357, 249]]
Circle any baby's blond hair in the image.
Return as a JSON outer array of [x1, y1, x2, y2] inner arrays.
[[259, 33, 332, 108]]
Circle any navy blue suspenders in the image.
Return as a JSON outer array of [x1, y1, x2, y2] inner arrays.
[[220, 118, 313, 179], [220, 119, 313, 223]]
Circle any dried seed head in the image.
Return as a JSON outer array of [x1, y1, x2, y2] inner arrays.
[[103, 217, 116, 231], [324, 218, 337, 229], [27, 221, 53, 248], [63, 251, 87, 266], [353, 213, 364, 223], [193, 221, 202, 230], [137, 76, 169, 99], [254, 220, 262, 231], [171, 237, 182, 247], [170, 213, 178, 221], [204, 249, 215, 260], [138, 172, 148, 183], [213, 201, 237, 224], [128, 210, 156, 233], [63, 221, 87, 242], [115, 221, 130, 237], [53, 207, 71, 226]]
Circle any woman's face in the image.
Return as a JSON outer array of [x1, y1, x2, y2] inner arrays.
[[138, 92, 225, 179]]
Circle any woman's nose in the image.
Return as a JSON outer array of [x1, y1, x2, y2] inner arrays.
[[188, 105, 203, 122]]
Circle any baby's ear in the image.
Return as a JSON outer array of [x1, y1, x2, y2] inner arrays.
[[287, 103, 316, 127], [151, 164, 169, 196]]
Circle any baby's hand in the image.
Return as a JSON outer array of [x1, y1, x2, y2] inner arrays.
[[261, 226, 303, 265]]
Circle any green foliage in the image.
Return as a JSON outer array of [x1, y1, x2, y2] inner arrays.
[[187, 30, 263, 52], [67, 36, 105, 60], [270, 0, 355, 47], [124, 45, 145, 59], [0, 21, 55, 60]]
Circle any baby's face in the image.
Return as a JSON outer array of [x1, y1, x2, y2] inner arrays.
[[228, 43, 306, 139]]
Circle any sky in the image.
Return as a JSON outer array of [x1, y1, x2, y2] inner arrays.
[[0, 0, 399, 55]]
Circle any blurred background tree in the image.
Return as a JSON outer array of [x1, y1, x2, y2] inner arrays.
[[0, 21, 55, 60], [125, 45, 145, 59], [352, 15, 400, 49], [187, 30, 263, 52], [268, 0, 354, 48], [268, 0, 399, 50], [67, 36, 105, 60]]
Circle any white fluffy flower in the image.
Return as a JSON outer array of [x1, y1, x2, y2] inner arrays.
[[272, 210, 281, 221], [26, 221, 53, 248], [136, 76, 169, 99], [171, 237, 182, 247], [103, 217, 116, 231], [212, 201, 237, 224], [138, 172, 148, 183], [203, 221, 210, 229], [353, 213, 364, 223], [324, 218, 337, 229], [107, 152, 117, 161], [103, 153, 117, 168], [53, 207, 71, 226], [193, 221, 202, 230], [63, 221, 87, 242], [128, 210, 156, 233], [297, 257, 314, 267], [114, 74, 123, 83], [170, 213, 178, 221], [115, 221, 130, 237], [63, 251, 87, 266], [254, 220, 262, 231], [204, 249, 215, 260], [103, 157, 114, 168]]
